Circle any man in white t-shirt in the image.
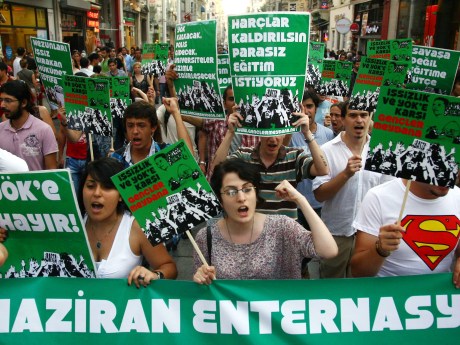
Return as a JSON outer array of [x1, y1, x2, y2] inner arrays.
[[351, 179, 460, 288], [13, 47, 26, 78]]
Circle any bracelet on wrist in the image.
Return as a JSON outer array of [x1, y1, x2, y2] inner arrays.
[[304, 136, 315, 144], [375, 240, 391, 257], [154, 271, 164, 279], [199, 161, 206, 166]]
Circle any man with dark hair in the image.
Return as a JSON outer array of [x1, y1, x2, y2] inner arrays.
[[77, 57, 92, 77], [87, 52, 100, 72], [107, 58, 127, 77], [110, 99, 193, 169], [13, 47, 26, 77], [133, 48, 142, 63], [0, 80, 57, 170], [121, 46, 133, 74], [312, 101, 392, 278], [100, 46, 111, 74]]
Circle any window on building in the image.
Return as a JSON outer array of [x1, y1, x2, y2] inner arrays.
[[0, 3, 47, 60]]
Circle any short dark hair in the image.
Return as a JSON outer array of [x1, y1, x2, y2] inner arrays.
[[80, 57, 89, 68], [92, 65, 102, 74], [107, 58, 117, 66], [302, 88, 320, 108], [20, 58, 28, 68], [17, 47, 25, 56], [341, 100, 350, 118], [210, 158, 264, 206], [123, 101, 158, 130], [0, 61, 8, 71], [88, 53, 99, 62], [0, 80, 34, 113], [103, 46, 112, 53], [77, 158, 128, 215]]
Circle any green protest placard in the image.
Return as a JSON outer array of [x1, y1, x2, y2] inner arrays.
[[349, 56, 410, 113], [367, 38, 412, 62], [30, 37, 73, 108], [0, 273, 458, 343], [110, 76, 131, 119], [218, 54, 231, 92], [228, 13, 310, 136], [365, 86, 460, 188], [141, 43, 155, 65], [85, 78, 112, 136], [64, 76, 112, 135], [64, 75, 88, 132], [318, 60, 352, 97], [174, 20, 224, 119], [111, 141, 221, 245], [306, 41, 325, 90], [155, 42, 170, 64], [0, 170, 95, 278], [407, 46, 460, 95]]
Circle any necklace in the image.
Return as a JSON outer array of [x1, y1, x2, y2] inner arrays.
[[225, 217, 254, 245], [225, 217, 255, 279], [88, 215, 119, 250]]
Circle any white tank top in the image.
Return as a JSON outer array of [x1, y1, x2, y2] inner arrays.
[[94, 212, 142, 278]]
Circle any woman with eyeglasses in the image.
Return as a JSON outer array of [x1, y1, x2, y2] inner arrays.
[[193, 158, 337, 284]]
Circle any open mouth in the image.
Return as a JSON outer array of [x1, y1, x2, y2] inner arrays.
[[91, 202, 103, 211], [237, 206, 249, 216]]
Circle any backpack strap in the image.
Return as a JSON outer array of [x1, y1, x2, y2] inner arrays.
[[206, 225, 212, 266]]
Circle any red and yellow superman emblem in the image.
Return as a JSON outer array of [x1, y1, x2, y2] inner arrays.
[[402, 215, 460, 270]]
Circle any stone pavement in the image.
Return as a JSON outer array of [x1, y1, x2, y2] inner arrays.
[[169, 228, 199, 281]]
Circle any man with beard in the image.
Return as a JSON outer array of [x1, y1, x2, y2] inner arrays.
[[0, 80, 57, 170], [312, 101, 392, 278]]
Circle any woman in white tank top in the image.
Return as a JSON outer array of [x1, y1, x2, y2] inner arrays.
[[79, 158, 177, 287]]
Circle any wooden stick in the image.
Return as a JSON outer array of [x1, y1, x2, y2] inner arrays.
[[89, 133, 94, 161], [185, 230, 209, 267], [397, 180, 412, 226]]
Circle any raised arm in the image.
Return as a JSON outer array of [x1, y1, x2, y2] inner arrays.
[[291, 110, 328, 177], [313, 154, 362, 202], [210, 111, 242, 171], [0, 243, 7, 267], [162, 97, 194, 154], [275, 180, 338, 259], [165, 64, 177, 97]]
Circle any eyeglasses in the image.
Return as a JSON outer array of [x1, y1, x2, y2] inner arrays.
[[0, 97, 19, 104], [221, 186, 256, 198]]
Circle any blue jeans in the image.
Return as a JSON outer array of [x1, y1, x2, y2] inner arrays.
[[66, 157, 87, 193]]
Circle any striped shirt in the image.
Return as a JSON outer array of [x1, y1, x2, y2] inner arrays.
[[230, 144, 313, 219]]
